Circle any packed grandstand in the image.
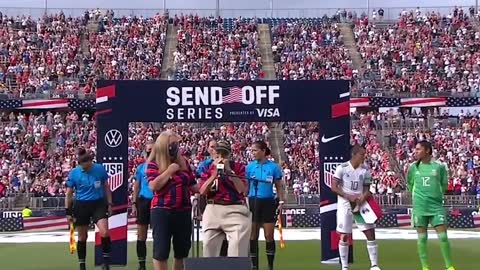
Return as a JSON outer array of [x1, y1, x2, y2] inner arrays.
[[0, 6, 479, 212]]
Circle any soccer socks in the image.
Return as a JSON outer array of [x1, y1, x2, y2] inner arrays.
[[437, 231, 453, 268], [266, 241, 276, 270], [77, 241, 87, 269], [417, 232, 429, 269], [338, 240, 349, 268], [136, 240, 147, 268], [366, 240, 378, 267], [101, 237, 112, 266], [250, 240, 259, 270]]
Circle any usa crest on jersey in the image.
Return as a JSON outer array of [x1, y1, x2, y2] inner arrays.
[[103, 163, 124, 192]]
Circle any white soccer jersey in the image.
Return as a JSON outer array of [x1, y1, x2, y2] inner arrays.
[[334, 161, 372, 198]]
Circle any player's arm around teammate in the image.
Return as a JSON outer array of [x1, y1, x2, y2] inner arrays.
[[407, 141, 455, 270], [131, 142, 154, 270], [65, 148, 113, 270], [247, 141, 285, 270], [331, 144, 380, 270], [147, 131, 197, 270]]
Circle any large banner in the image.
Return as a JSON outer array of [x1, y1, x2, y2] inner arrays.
[[95, 80, 350, 265]]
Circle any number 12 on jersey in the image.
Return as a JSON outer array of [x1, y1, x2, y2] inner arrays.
[[422, 177, 430, 187]]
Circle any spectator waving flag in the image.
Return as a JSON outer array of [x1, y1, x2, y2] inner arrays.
[[222, 86, 243, 104]]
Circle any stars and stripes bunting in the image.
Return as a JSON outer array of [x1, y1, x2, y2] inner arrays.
[[472, 215, 480, 228], [350, 97, 480, 108]]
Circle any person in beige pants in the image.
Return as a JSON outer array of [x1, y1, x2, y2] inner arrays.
[[198, 140, 252, 257]]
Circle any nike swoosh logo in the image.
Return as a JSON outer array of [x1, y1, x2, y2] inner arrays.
[[321, 134, 344, 143]]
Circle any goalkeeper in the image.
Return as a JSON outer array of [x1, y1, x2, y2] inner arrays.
[[407, 140, 455, 270]]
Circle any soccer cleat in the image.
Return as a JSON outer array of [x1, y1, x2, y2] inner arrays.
[[421, 267, 430, 270], [370, 266, 381, 270], [138, 266, 146, 270], [446, 267, 455, 270], [102, 265, 110, 270], [79, 264, 86, 270]]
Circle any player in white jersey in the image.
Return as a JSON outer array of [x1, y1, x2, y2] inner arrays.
[[331, 144, 381, 270]]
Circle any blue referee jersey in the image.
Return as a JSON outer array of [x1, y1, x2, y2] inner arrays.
[[135, 162, 153, 199], [196, 157, 214, 178], [66, 163, 109, 201], [246, 160, 283, 199]]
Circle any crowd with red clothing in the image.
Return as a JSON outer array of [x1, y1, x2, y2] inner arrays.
[[271, 18, 356, 81], [0, 13, 85, 97], [392, 114, 480, 198], [173, 15, 263, 81], [354, 7, 480, 95]]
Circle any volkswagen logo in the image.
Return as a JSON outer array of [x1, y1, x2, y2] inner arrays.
[[105, 129, 122, 148]]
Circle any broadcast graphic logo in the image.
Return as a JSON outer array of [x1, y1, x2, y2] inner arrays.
[[164, 85, 281, 120], [103, 163, 124, 192]]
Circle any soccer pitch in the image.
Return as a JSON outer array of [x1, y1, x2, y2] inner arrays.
[[0, 230, 479, 269]]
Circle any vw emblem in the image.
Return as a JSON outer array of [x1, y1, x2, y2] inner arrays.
[[105, 129, 122, 148]]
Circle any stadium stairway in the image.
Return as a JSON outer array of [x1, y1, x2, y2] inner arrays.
[[161, 24, 178, 80], [339, 23, 364, 77], [258, 24, 276, 79], [375, 128, 406, 184]]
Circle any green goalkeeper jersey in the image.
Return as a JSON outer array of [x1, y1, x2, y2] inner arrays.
[[407, 160, 448, 216]]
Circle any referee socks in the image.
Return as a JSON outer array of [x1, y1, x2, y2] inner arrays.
[[102, 236, 112, 267], [77, 241, 87, 270], [136, 240, 147, 269], [266, 241, 276, 270]]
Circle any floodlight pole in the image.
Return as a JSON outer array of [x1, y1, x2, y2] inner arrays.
[[216, 0, 220, 17]]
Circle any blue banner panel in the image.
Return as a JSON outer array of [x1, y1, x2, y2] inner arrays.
[[95, 80, 350, 266]]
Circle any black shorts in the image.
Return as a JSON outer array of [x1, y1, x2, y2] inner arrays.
[[150, 208, 192, 261], [249, 197, 277, 224], [74, 199, 108, 226], [136, 197, 152, 225]]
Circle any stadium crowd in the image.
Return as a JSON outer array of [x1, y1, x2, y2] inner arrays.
[[173, 15, 263, 80], [354, 7, 480, 95], [1, 9, 480, 206]]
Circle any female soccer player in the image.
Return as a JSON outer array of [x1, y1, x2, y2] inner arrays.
[[246, 141, 285, 270], [407, 140, 455, 270], [65, 148, 112, 270]]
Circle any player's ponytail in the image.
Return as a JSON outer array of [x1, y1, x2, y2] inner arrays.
[[416, 140, 433, 168]]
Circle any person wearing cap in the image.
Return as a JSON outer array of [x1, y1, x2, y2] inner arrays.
[[131, 141, 154, 270], [65, 148, 113, 270], [195, 139, 229, 257], [199, 140, 251, 257], [246, 140, 285, 270]]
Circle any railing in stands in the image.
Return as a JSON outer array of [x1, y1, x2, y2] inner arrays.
[[1, 193, 479, 210], [296, 193, 480, 208], [0, 5, 465, 20]]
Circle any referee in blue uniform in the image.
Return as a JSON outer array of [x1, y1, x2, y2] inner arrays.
[[246, 141, 285, 270], [65, 148, 113, 270], [195, 139, 229, 257], [132, 142, 154, 270]]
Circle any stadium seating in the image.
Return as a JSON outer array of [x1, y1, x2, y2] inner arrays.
[[0, 10, 479, 207]]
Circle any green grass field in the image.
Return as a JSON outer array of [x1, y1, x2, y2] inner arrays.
[[0, 239, 478, 269]]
